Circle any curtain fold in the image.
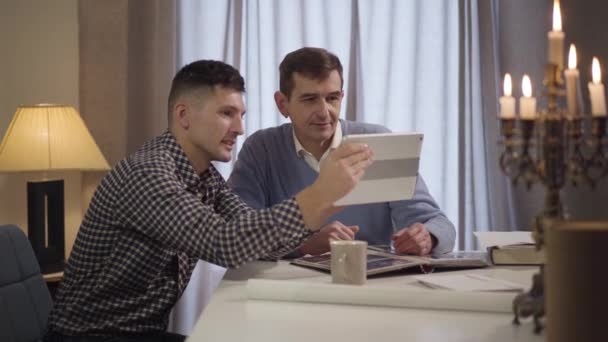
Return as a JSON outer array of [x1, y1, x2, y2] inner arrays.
[[353, 0, 459, 224], [477, 0, 518, 234], [459, 0, 517, 250]]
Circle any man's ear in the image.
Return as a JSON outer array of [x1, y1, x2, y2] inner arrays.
[[274, 91, 289, 118], [174, 103, 190, 129]]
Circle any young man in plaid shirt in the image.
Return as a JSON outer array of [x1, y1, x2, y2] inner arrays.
[[44, 60, 372, 342]]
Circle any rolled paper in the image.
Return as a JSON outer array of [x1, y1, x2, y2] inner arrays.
[[247, 278, 517, 313]]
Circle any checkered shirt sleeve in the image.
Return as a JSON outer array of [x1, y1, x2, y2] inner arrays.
[[114, 161, 310, 267]]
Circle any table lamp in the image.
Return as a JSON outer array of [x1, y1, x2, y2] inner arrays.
[[0, 104, 110, 273]]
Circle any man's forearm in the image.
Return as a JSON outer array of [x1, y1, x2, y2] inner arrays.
[[295, 184, 335, 231]]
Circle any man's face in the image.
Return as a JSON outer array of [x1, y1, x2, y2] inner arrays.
[[276, 70, 343, 148], [183, 86, 245, 163]]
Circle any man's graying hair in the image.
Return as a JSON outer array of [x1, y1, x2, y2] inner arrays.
[[167, 60, 245, 125], [279, 47, 344, 98]]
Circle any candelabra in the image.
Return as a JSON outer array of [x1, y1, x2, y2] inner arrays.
[[499, 62, 608, 333]]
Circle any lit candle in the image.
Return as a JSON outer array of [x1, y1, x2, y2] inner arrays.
[[547, 0, 565, 69], [588, 57, 607, 117], [564, 44, 580, 117], [520, 75, 537, 120], [499, 73, 516, 119]]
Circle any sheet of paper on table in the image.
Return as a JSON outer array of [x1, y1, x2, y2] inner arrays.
[[413, 273, 525, 292]]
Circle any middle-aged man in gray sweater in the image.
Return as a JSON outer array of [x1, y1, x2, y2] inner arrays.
[[228, 47, 456, 257]]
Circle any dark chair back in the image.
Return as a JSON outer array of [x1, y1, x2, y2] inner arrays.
[[0, 224, 53, 342]]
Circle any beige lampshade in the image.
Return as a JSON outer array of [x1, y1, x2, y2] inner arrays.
[[0, 104, 110, 171]]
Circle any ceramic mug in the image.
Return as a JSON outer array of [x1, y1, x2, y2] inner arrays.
[[330, 240, 367, 285]]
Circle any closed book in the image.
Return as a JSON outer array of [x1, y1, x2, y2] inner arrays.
[[487, 244, 545, 265]]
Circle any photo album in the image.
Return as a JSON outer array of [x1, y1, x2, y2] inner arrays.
[[291, 245, 489, 276]]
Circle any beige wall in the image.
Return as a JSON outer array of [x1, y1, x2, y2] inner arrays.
[[0, 0, 82, 257]]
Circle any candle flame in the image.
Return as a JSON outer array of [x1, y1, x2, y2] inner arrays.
[[553, 0, 562, 32], [503, 73, 512, 97], [568, 44, 577, 69], [592, 57, 602, 84], [522, 75, 532, 97]]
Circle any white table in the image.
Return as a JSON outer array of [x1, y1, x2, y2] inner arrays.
[[188, 261, 545, 342]]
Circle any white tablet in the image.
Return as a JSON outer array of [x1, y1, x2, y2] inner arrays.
[[334, 132, 423, 206]]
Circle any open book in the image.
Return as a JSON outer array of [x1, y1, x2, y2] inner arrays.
[[291, 245, 489, 276]]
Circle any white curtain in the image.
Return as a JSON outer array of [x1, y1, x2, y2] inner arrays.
[[171, 0, 461, 335], [459, 0, 516, 250]]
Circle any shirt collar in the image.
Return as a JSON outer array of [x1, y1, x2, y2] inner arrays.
[[157, 130, 221, 190], [292, 121, 343, 157]]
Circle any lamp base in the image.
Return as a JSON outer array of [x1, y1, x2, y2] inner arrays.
[[27, 179, 65, 274]]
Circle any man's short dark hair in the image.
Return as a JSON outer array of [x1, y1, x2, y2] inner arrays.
[[279, 47, 343, 98], [167, 60, 245, 124]]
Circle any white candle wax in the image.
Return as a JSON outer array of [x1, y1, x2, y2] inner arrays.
[[565, 69, 579, 117], [520, 97, 537, 120], [565, 45, 579, 117], [589, 82, 606, 117], [500, 97, 516, 119], [548, 31, 565, 69], [589, 57, 607, 117], [548, 1, 564, 69], [520, 75, 537, 120], [500, 73, 515, 119]]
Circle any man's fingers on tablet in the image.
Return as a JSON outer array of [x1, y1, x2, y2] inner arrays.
[[351, 156, 373, 172], [333, 142, 369, 158], [352, 169, 365, 182], [351, 149, 373, 166]]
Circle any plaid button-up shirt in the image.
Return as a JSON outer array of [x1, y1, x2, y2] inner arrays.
[[47, 131, 311, 336]]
